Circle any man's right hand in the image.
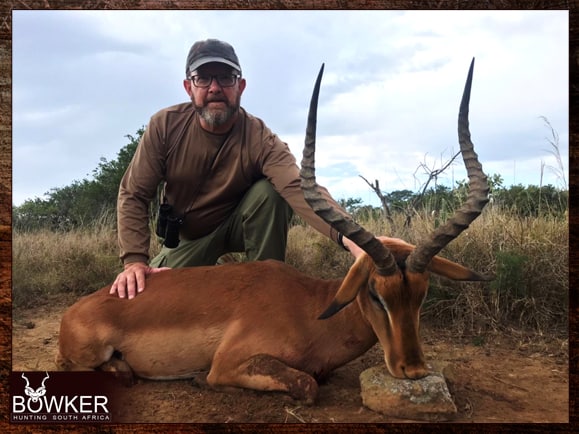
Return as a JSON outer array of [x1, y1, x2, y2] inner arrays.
[[110, 262, 171, 299]]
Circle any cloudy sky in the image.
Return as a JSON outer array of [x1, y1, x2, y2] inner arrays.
[[12, 10, 568, 207]]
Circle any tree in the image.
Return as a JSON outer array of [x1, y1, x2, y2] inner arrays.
[[362, 150, 462, 230], [358, 176, 394, 226], [13, 127, 145, 231], [91, 127, 144, 202], [337, 197, 364, 215]]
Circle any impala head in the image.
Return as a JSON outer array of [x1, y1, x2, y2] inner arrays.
[[300, 60, 492, 379]]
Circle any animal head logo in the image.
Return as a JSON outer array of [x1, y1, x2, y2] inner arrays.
[[21, 372, 49, 402]]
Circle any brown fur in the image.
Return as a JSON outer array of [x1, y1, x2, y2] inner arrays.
[[56, 238, 487, 403]]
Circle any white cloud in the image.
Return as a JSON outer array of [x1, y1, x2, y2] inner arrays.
[[12, 10, 569, 207]]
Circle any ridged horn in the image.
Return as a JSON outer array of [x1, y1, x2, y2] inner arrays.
[[406, 58, 490, 274], [300, 64, 398, 276]]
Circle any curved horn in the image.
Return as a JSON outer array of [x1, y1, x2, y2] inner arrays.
[[21, 372, 30, 389], [40, 372, 49, 388], [406, 58, 490, 274], [300, 64, 398, 276]]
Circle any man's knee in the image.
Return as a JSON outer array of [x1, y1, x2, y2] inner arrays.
[[239, 180, 291, 261], [246, 179, 289, 211], [250, 179, 280, 200]]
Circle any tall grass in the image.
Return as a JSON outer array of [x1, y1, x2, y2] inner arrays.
[[12, 223, 119, 308], [419, 209, 568, 336], [12, 208, 568, 339]]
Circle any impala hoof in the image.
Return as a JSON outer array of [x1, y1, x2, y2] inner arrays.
[[289, 375, 318, 405]]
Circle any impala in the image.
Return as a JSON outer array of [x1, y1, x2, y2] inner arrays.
[[56, 59, 491, 404]]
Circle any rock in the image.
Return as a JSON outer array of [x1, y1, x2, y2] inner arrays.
[[359, 361, 457, 421]]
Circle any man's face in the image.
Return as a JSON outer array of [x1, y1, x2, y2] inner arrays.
[[184, 62, 246, 130]]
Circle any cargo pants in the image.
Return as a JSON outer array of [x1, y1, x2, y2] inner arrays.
[[149, 179, 292, 268]]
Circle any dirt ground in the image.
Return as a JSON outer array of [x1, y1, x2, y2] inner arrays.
[[11, 294, 569, 424]]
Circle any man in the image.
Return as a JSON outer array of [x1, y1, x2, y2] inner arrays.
[[111, 39, 361, 299]]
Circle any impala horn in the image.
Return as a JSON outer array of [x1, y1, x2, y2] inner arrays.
[[406, 58, 490, 274], [300, 64, 398, 276]]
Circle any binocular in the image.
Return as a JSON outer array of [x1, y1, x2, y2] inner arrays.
[[155, 204, 183, 248]]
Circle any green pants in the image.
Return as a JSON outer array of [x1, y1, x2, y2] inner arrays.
[[149, 179, 292, 268]]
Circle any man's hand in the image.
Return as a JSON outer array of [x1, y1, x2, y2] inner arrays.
[[342, 236, 401, 260], [342, 236, 365, 259], [110, 262, 171, 299]]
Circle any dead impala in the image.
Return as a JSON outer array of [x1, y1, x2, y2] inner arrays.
[[56, 59, 491, 404]]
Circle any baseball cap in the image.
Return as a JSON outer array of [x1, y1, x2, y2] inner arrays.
[[185, 39, 241, 77]]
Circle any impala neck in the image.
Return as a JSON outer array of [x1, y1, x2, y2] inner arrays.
[[307, 281, 378, 376]]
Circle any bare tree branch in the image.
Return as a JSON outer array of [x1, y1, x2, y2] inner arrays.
[[360, 149, 462, 231], [411, 150, 461, 213], [358, 175, 394, 227]]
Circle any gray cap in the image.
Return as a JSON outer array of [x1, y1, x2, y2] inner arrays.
[[185, 39, 241, 76]]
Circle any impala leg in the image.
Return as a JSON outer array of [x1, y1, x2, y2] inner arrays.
[[55, 350, 135, 386], [98, 353, 135, 386], [207, 354, 318, 404]]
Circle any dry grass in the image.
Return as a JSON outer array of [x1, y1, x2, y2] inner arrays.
[[12, 208, 568, 339], [287, 208, 568, 338], [12, 225, 120, 308]]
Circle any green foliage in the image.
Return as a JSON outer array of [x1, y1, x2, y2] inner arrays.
[[13, 127, 145, 231], [355, 205, 383, 221], [12, 118, 567, 232], [337, 199, 383, 222], [341, 176, 567, 226], [338, 197, 363, 215], [492, 184, 568, 217], [492, 250, 528, 299], [385, 189, 414, 212]]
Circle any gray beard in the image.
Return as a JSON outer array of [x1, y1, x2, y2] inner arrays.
[[198, 106, 235, 127], [194, 98, 240, 128]]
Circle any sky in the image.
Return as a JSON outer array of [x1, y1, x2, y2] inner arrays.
[[12, 10, 569, 207]]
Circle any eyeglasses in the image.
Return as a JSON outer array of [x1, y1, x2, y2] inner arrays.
[[189, 74, 240, 88]]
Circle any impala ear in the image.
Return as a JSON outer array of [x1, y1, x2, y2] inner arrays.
[[428, 255, 494, 281], [318, 255, 372, 319]]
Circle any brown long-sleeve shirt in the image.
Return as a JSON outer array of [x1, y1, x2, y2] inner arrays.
[[118, 103, 347, 265]]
